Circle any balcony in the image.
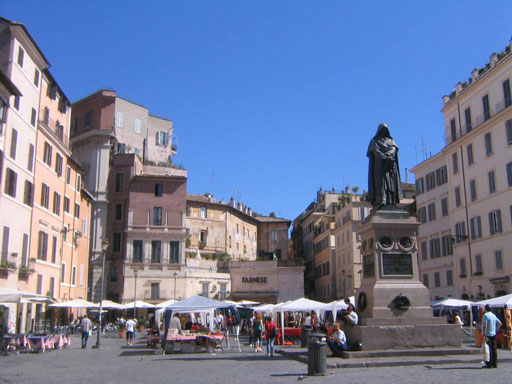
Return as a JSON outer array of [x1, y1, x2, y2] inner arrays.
[[445, 97, 511, 146], [39, 115, 70, 150]]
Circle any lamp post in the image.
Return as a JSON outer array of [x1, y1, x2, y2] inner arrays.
[[94, 239, 109, 348], [133, 269, 138, 319], [173, 272, 178, 302]]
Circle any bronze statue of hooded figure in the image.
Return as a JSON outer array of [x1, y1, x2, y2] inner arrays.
[[367, 123, 403, 207]]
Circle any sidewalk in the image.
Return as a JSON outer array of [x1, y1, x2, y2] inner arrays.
[[276, 344, 512, 369]]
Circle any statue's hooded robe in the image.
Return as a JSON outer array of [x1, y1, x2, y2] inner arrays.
[[367, 123, 403, 207]]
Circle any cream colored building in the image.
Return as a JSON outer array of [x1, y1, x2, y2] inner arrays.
[[441, 39, 512, 300]]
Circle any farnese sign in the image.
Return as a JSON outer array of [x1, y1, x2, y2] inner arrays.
[[242, 277, 267, 283]]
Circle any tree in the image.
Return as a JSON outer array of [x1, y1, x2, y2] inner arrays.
[[269, 212, 276, 218]]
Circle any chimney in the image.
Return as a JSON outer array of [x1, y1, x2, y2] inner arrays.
[[230, 197, 236, 207]]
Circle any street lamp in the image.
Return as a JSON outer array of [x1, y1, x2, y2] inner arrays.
[[94, 239, 109, 349], [173, 272, 178, 302], [133, 269, 138, 319]]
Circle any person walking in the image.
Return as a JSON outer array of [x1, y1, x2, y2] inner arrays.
[[253, 312, 263, 352], [125, 317, 137, 346], [482, 304, 502, 368], [80, 315, 92, 349], [264, 316, 278, 357]]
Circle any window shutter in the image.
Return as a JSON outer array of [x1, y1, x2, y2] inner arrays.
[[489, 212, 495, 235]]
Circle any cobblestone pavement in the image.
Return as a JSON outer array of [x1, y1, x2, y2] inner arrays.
[[1, 334, 511, 384]]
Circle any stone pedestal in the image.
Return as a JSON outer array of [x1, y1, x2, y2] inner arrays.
[[345, 208, 461, 350]]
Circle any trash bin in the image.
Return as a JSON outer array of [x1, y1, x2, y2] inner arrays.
[[308, 340, 327, 376], [301, 325, 313, 347]]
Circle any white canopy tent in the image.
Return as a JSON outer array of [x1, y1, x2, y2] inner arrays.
[[49, 298, 98, 308], [0, 288, 50, 303], [472, 294, 512, 309], [272, 298, 333, 345], [121, 300, 156, 309], [431, 298, 472, 308], [156, 299, 176, 309], [330, 296, 356, 319]]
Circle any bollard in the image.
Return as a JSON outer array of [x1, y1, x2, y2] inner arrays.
[[301, 325, 312, 347]]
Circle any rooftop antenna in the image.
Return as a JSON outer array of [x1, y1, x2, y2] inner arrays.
[[421, 137, 427, 161]]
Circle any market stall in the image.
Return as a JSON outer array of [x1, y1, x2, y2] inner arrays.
[[472, 294, 512, 349]]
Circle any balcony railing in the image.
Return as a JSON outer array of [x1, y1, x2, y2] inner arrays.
[[446, 97, 510, 145], [39, 115, 70, 150]]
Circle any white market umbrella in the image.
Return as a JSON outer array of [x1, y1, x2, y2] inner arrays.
[[431, 298, 472, 308], [122, 300, 156, 309], [472, 294, 512, 309], [99, 300, 124, 309], [0, 287, 49, 303], [49, 299, 98, 308]]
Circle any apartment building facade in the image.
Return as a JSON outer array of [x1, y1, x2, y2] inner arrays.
[[70, 89, 177, 303]]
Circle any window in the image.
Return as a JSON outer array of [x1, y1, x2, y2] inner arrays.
[[37, 231, 48, 261], [51, 235, 57, 264], [113, 233, 121, 252], [4, 168, 17, 197], [475, 254, 483, 274], [464, 107, 472, 132], [427, 203, 436, 222], [156, 131, 169, 146], [114, 173, 123, 192], [17, 46, 24, 67], [435, 166, 448, 185], [33, 69, 39, 87], [80, 265, 84, 286], [13, 95, 20, 110], [484, 132, 493, 156], [70, 117, 77, 136], [84, 111, 92, 128], [506, 162, 512, 187], [115, 203, 123, 220], [483, 94, 490, 121], [37, 275, 43, 295], [441, 235, 453, 256], [23, 180, 33, 206], [466, 144, 474, 165], [470, 179, 477, 201], [219, 283, 227, 300], [117, 143, 125, 154], [495, 250, 503, 270], [76, 174, 81, 192], [9, 128, 17, 159], [153, 207, 162, 226], [455, 222, 466, 243], [460, 258, 467, 276], [82, 219, 87, 235], [450, 119, 457, 142], [41, 183, 50, 208], [170, 241, 179, 264], [441, 198, 448, 217], [110, 266, 118, 283], [434, 272, 440, 287], [151, 241, 161, 263], [63, 196, 70, 213], [423, 274, 429, 288], [155, 183, 163, 196], [446, 270, 453, 286], [66, 166, 71, 184], [454, 187, 461, 207], [504, 79, 511, 107], [415, 177, 424, 195], [1, 227, 9, 263], [134, 118, 141, 134], [74, 203, 80, 218], [28, 144, 34, 172], [200, 230, 207, 245], [489, 210, 502, 235], [417, 206, 427, 224], [200, 206, 207, 219], [115, 111, 123, 127], [271, 231, 277, 241], [55, 154, 63, 177], [420, 241, 428, 260], [72, 265, 77, 286], [470, 216, 482, 240], [53, 192, 61, 215], [507, 120, 512, 145], [452, 153, 458, 174], [30, 108, 36, 126], [60, 263, 66, 283], [151, 283, 160, 299], [488, 171, 496, 194], [133, 240, 143, 263], [429, 238, 441, 259], [43, 142, 52, 166], [21, 233, 29, 267], [426, 172, 436, 191], [201, 282, 209, 297]]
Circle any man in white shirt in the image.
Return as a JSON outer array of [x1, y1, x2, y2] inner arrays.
[[327, 323, 348, 357], [125, 318, 137, 345], [170, 313, 182, 333], [304, 312, 312, 326], [80, 315, 92, 349], [345, 306, 358, 326]]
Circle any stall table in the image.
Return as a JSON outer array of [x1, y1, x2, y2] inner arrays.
[[154, 334, 225, 353]]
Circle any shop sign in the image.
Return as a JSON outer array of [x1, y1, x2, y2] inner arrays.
[[242, 276, 267, 283]]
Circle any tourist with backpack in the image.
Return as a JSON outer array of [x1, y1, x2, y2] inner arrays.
[[264, 315, 278, 357], [253, 312, 263, 352]]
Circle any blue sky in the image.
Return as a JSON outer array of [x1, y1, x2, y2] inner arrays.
[[3, 1, 512, 221]]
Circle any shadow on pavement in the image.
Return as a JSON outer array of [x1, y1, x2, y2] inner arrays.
[[119, 350, 159, 356]]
